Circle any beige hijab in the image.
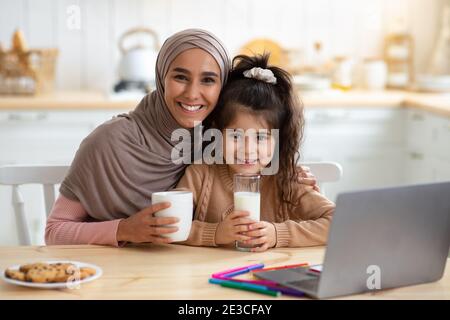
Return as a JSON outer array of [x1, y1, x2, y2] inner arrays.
[[60, 29, 231, 220]]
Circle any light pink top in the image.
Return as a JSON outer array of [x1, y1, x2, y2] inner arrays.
[[45, 195, 123, 247]]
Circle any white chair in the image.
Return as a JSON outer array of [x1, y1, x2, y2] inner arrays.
[[300, 161, 343, 195], [0, 165, 69, 245]]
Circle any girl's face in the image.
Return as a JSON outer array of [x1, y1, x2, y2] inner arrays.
[[164, 48, 222, 129], [223, 109, 276, 175]]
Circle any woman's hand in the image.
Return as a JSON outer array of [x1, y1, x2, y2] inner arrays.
[[298, 166, 320, 192], [215, 211, 255, 245], [241, 221, 276, 252], [116, 202, 180, 244]]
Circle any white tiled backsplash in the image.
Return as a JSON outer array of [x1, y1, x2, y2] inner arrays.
[[0, 0, 447, 93]]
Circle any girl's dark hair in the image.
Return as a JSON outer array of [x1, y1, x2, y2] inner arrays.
[[212, 53, 304, 215]]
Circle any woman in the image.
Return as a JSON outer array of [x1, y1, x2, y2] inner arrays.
[[45, 29, 317, 247]]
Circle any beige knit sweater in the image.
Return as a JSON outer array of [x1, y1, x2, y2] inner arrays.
[[176, 164, 335, 248]]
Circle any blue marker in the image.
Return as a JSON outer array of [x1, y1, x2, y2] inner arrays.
[[222, 263, 264, 278]]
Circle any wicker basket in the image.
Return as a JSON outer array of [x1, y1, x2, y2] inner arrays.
[[0, 48, 58, 95]]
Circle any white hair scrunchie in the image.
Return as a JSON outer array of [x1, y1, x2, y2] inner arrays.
[[243, 67, 277, 84]]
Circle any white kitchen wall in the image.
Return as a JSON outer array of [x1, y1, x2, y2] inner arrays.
[[0, 0, 447, 92]]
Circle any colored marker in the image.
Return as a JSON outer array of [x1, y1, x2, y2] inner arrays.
[[211, 263, 264, 278], [251, 263, 309, 273], [209, 278, 304, 298], [221, 264, 265, 278], [214, 275, 278, 286], [209, 278, 227, 285], [219, 280, 281, 297]]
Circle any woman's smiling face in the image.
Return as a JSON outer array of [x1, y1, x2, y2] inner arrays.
[[164, 48, 222, 129]]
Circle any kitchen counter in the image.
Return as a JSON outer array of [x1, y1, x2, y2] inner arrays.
[[0, 90, 449, 117], [300, 90, 450, 117], [0, 91, 138, 110], [301, 90, 406, 107], [403, 92, 450, 118]]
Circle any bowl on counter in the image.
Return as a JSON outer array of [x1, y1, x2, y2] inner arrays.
[[292, 74, 331, 91]]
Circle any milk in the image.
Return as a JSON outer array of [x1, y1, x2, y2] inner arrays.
[[234, 191, 260, 221]]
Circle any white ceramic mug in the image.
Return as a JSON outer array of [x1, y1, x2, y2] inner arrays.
[[151, 190, 193, 242]]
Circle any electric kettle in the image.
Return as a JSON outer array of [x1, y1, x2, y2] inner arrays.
[[115, 27, 159, 92]]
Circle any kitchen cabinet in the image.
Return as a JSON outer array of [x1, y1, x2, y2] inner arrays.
[[434, 115, 450, 162], [302, 107, 406, 201], [404, 108, 450, 184], [0, 110, 126, 166], [0, 109, 129, 245], [404, 108, 435, 184], [302, 107, 449, 201], [432, 157, 450, 182]]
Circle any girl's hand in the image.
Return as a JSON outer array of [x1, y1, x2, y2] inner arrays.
[[297, 166, 320, 192], [215, 211, 255, 245], [241, 221, 276, 252], [117, 202, 180, 244]]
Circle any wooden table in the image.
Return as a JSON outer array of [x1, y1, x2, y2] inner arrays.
[[0, 244, 449, 300]]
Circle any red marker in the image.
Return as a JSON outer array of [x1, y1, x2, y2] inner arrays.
[[251, 263, 309, 273]]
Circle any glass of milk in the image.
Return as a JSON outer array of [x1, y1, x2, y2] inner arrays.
[[233, 173, 261, 251]]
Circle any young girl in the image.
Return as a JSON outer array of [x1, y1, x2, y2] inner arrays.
[[177, 54, 335, 252]]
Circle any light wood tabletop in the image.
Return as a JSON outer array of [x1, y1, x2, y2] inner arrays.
[[0, 244, 449, 300]]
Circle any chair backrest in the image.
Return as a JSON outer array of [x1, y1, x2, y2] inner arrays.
[[0, 165, 69, 245], [300, 161, 343, 194]]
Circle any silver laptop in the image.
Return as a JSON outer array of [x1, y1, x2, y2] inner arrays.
[[255, 182, 450, 299]]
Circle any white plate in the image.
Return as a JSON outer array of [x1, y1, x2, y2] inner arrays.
[[1, 260, 103, 289]]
